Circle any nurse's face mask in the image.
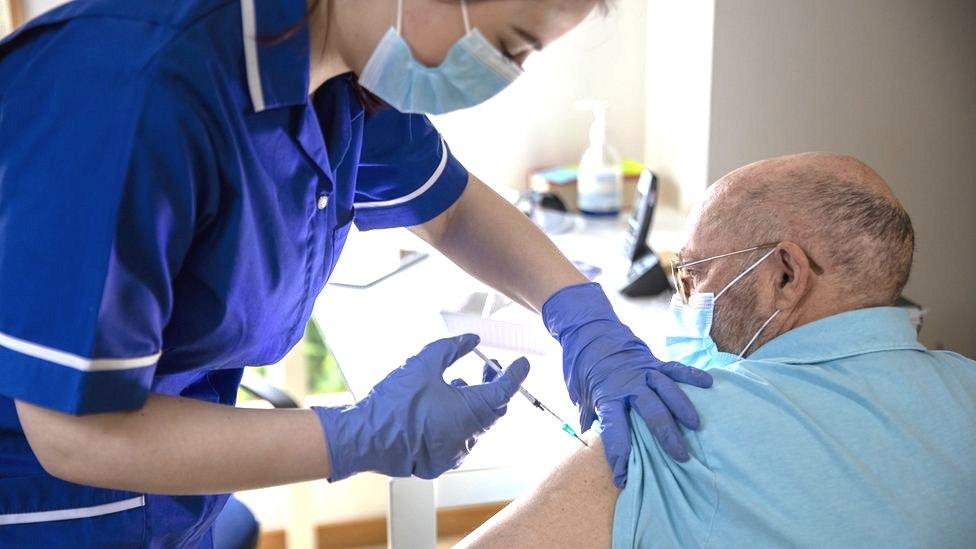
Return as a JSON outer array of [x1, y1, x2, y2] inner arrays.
[[663, 244, 784, 370], [358, 0, 524, 115]]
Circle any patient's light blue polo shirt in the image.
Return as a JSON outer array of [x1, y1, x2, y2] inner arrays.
[[613, 307, 976, 548], [0, 0, 468, 544]]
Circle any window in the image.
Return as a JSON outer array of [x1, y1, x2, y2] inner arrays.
[[237, 319, 349, 404]]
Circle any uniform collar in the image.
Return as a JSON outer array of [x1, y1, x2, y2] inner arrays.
[[240, 0, 310, 112], [748, 307, 925, 364]]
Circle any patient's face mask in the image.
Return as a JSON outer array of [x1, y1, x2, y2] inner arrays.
[[358, 0, 524, 115], [664, 248, 781, 370]]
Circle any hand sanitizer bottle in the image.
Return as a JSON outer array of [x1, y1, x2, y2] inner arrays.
[[575, 100, 622, 216]]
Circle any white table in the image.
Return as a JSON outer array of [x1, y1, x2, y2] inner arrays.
[[312, 209, 685, 548]]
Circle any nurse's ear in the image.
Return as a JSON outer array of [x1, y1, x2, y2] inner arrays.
[[768, 241, 817, 312]]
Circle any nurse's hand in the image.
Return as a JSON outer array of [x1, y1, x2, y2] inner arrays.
[[313, 334, 528, 481], [542, 283, 713, 488]]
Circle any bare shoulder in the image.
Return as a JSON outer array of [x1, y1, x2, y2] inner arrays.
[[457, 431, 619, 548]]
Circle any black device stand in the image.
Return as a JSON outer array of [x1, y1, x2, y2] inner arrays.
[[621, 169, 672, 297]]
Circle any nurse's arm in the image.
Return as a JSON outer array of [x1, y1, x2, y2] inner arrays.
[[411, 175, 588, 312], [457, 430, 618, 548], [16, 394, 331, 495]]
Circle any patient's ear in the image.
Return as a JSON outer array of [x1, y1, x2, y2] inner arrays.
[[770, 241, 813, 310]]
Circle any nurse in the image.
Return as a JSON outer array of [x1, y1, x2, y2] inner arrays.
[[0, 0, 712, 545]]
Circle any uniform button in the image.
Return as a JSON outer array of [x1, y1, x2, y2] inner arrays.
[[317, 194, 329, 210]]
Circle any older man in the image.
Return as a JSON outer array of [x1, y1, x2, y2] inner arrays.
[[459, 153, 976, 548]]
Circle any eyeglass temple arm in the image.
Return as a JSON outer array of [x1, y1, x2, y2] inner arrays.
[[675, 242, 779, 269], [676, 241, 824, 274]]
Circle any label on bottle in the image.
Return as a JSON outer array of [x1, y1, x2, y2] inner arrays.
[[578, 171, 622, 215]]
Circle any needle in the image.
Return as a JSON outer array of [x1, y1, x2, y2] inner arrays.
[[472, 348, 588, 447]]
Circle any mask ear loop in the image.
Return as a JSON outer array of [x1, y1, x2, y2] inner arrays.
[[739, 309, 781, 357], [460, 0, 472, 34], [715, 247, 777, 300], [396, 0, 404, 35]]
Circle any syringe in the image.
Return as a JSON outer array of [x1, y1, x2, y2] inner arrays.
[[472, 348, 588, 447]]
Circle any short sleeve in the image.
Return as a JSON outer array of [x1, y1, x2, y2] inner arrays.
[[353, 108, 469, 230], [612, 410, 718, 548], [0, 46, 205, 414]]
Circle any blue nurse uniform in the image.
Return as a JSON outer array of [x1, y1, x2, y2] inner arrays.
[[0, 0, 469, 545]]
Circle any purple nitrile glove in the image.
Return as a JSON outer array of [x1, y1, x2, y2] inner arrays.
[[542, 282, 713, 487], [313, 334, 529, 481]]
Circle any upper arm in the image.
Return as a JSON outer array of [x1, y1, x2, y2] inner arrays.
[[353, 109, 469, 231], [408, 173, 475, 246], [459, 432, 620, 549], [0, 55, 205, 416]]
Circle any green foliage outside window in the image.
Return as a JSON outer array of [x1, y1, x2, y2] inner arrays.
[[237, 318, 348, 402], [303, 317, 348, 394]]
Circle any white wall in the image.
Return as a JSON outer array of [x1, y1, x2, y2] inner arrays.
[[641, 0, 715, 210], [706, 0, 976, 355], [433, 0, 648, 189], [23, 0, 60, 19]]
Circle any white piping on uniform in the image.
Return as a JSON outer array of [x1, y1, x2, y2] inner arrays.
[[240, 0, 266, 112], [0, 331, 160, 372], [355, 137, 449, 209], [0, 496, 145, 526]]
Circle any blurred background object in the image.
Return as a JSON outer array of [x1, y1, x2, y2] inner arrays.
[[1, 0, 24, 36]]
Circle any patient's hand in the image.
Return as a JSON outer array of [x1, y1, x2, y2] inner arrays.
[[457, 431, 619, 548]]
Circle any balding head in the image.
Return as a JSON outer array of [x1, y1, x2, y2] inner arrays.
[[680, 152, 915, 355]]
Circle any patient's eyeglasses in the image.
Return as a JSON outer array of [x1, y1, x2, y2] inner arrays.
[[671, 242, 824, 305]]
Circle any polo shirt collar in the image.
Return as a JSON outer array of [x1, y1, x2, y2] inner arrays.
[[240, 0, 310, 112], [748, 307, 925, 364]]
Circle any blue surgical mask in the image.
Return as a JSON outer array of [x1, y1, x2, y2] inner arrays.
[[357, 0, 524, 115], [664, 248, 781, 370]]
